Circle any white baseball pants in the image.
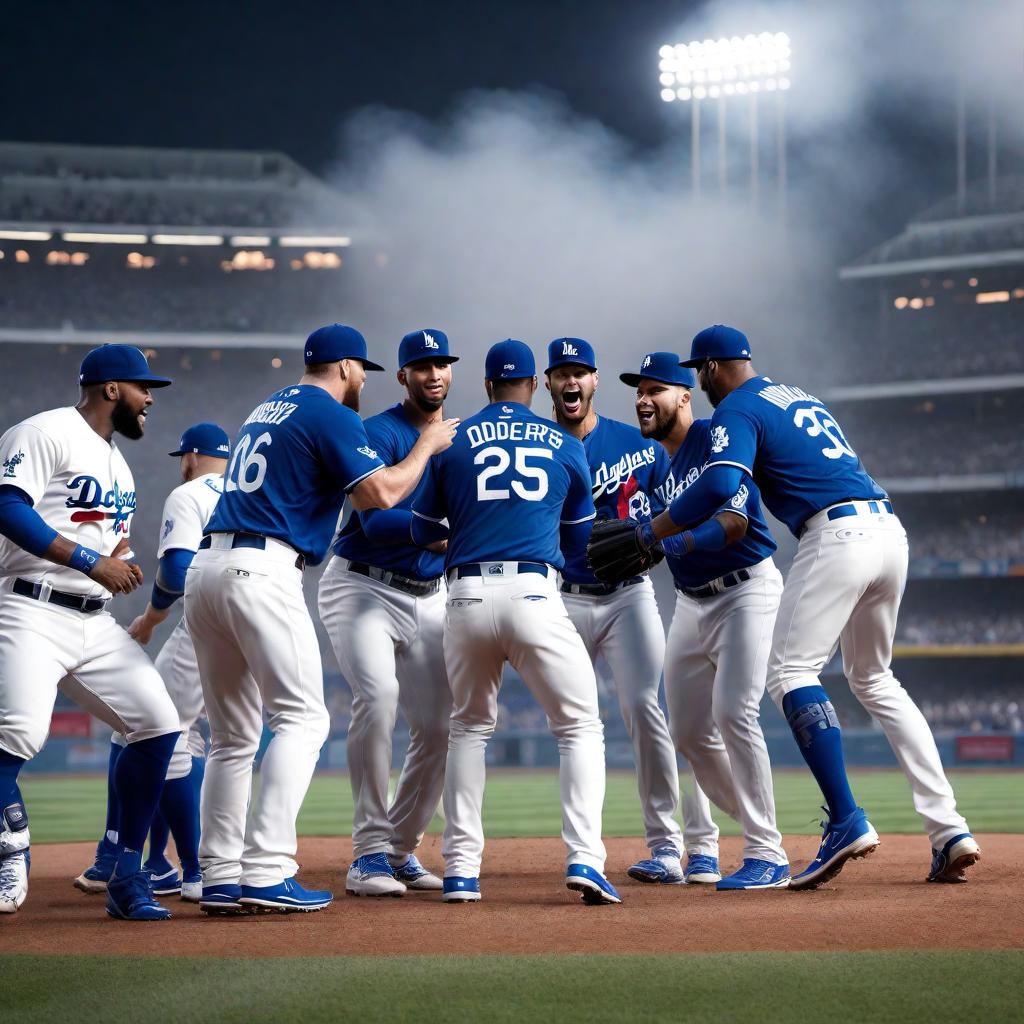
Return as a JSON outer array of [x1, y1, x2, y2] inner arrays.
[[562, 579, 686, 856], [767, 508, 970, 848], [185, 539, 330, 887], [318, 557, 451, 859], [665, 560, 787, 864], [111, 616, 208, 778], [442, 565, 607, 878], [0, 584, 179, 761]]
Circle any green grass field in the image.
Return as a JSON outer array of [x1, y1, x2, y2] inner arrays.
[[18, 767, 1024, 844], [5, 952, 1023, 1023]]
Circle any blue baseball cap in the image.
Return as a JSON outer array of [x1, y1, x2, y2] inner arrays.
[[79, 345, 172, 388], [168, 422, 231, 458], [545, 337, 597, 373], [304, 323, 385, 371], [484, 339, 535, 380], [398, 329, 459, 368], [620, 352, 696, 388], [680, 324, 752, 368]]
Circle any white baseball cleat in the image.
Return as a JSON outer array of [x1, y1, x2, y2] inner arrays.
[[180, 879, 203, 902], [388, 853, 443, 891], [346, 853, 407, 897], [0, 850, 29, 913]]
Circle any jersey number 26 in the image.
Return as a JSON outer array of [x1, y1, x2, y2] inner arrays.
[[225, 432, 271, 494], [474, 446, 552, 502]]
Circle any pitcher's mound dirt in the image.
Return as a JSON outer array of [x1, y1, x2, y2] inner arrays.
[[2, 834, 1019, 957]]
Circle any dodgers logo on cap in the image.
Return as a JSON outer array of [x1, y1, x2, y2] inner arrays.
[[168, 422, 231, 458], [545, 337, 597, 374], [619, 352, 696, 388], [398, 328, 459, 368]]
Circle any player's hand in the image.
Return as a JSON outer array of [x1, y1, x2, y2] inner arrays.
[[90, 537, 144, 594], [419, 418, 460, 455], [127, 614, 156, 644], [425, 539, 448, 554]]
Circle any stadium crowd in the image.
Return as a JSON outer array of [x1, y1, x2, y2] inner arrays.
[[896, 612, 1024, 646], [907, 510, 1024, 563]]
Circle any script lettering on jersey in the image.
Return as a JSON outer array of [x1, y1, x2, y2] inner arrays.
[[466, 420, 564, 450], [65, 476, 137, 534], [660, 464, 702, 505], [591, 447, 656, 499], [243, 400, 299, 427], [757, 383, 821, 410]]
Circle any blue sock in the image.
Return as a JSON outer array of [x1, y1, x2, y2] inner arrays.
[[146, 808, 172, 872], [782, 685, 858, 822], [101, 741, 122, 849], [112, 732, 177, 878], [0, 749, 27, 828], [157, 765, 201, 879]]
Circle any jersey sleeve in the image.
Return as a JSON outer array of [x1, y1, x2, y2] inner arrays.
[[561, 443, 597, 525], [0, 422, 62, 506], [704, 403, 760, 474], [157, 487, 206, 556], [319, 405, 387, 492], [410, 455, 446, 524]]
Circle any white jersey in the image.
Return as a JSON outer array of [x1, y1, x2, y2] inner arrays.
[[0, 407, 137, 598], [157, 473, 224, 557]]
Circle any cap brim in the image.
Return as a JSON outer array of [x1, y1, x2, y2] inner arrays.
[[403, 355, 460, 368], [359, 359, 386, 372], [619, 372, 691, 387], [545, 361, 597, 374], [678, 358, 705, 369], [83, 374, 174, 387]]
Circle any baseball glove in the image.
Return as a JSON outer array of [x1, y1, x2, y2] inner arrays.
[[586, 518, 664, 584]]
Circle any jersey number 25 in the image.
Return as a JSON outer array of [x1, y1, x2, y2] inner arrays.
[[474, 446, 552, 502]]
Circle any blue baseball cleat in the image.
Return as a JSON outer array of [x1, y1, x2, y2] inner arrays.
[[684, 854, 721, 885], [565, 863, 622, 905], [145, 862, 182, 896], [199, 883, 245, 915], [627, 846, 684, 884], [239, 877, 333, 912], [442, 876, 481, 903], [789, 807, 879, 891], [106, 871, 171, 921], [73, 837, 118, 894], [716, 859, 791, 890], [927, 833, 981, 884]]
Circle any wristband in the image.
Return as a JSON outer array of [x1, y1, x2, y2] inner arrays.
[[681, 517, 729, 553], [68, 544, 102, 576], [637, 520, 657, 552]]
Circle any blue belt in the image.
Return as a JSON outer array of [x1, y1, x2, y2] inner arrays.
[[448, 561, 549, 582], [200, 532, 305, 570], [826, 499, 893, 523]]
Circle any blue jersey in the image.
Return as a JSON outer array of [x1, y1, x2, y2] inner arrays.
[[412, 401, 595, 570], [561, 416, 672, 584], [662, 419, 777, 589], [207, 384, 385, 564], [704, 377, 887, 536], [333, 403, 444, 581]]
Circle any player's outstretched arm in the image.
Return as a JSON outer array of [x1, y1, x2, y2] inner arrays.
[[0, 485, 143, 594], [661, 509, 747, 555], [650, 463, 746, 541], [350, 418, 459, 511]]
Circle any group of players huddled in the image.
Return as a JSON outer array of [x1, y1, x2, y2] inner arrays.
[[0, 323, 980, 919]]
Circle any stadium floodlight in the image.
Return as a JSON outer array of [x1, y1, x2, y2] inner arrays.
[[63, 231, 148, 244], [230, 234, 272, 246], [151, 233, 225, 246], [278, 235, 352, 247], [657, 31, 790, 98], [0, 229, 52, 241]]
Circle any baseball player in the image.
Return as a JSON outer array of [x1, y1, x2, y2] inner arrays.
[[319, 329, 457, 897], [411, 339, 620, 906], [73, 422, 230, 903], [0, 344, 183, 920], [593, 325, 979, 888], [620, 352, 789, 889], [185, 324, 457, 915], [544, 337, 715, 886]]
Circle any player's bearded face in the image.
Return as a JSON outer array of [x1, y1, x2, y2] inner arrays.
[[548, 367, 596, 423], [111, 382, 152, 439], [636, 382, 681, 440], [403, 361, 453, 412], [341, 360, 367, 411], [699, 362, 722, 407]]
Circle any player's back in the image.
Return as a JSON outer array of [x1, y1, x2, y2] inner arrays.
[[207, 384, 384, 564], [416, 401, 594, 570], [159, 473, 224, 556], [708, 376, 886, 535]]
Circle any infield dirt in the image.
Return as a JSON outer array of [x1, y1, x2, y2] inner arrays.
[[2, 834, 1019, 957]]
